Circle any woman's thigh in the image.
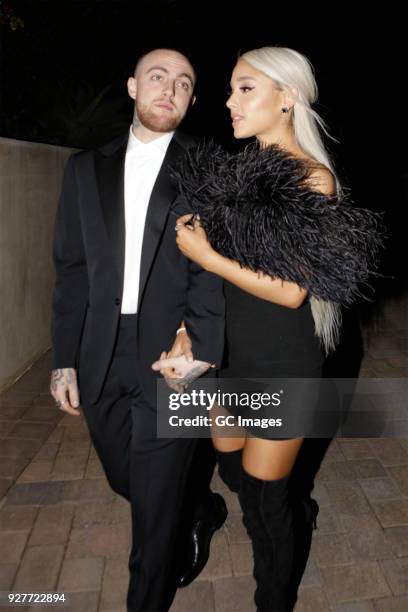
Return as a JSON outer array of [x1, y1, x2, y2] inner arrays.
[[243, 436, 304, 480]]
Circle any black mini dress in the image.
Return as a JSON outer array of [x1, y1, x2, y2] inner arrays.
[[217, 281, 324, 439]]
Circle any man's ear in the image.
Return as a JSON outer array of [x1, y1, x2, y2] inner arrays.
[[191, 95, 196, 107], [127, 76, 137, 101]]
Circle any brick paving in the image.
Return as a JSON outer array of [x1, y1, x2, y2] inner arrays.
[[0, 294, 407, 611]]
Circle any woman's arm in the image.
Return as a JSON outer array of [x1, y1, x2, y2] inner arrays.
[[206, 250, 307, 308], [175, 167, 335, 309], [175, 216, 307, 308]]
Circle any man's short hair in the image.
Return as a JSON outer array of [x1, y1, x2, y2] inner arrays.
[[133, 47, 197, 85]]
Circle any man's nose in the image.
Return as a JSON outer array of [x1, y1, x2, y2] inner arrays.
[[162, 80, 176, 97]]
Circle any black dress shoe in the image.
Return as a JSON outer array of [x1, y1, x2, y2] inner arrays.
[[177, 492, 228, 588]]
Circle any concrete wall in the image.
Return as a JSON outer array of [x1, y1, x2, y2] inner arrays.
[[0, 138, 74, 391]]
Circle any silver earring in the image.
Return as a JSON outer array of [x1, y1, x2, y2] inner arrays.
[[281, 107, 289, 113]]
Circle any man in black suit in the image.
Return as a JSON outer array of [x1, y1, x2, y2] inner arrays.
[[50, 48, 225, 611]]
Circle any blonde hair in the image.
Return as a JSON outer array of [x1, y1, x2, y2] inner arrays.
[[241, 46, 343, 353], [241, 46, 342, 197]]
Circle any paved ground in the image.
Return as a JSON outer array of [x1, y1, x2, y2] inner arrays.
[[0, 294, 407, 611]]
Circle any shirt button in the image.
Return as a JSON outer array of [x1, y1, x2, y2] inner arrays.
[[115, 298, 121, 306]]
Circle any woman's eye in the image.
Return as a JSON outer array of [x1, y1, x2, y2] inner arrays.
[[151, 74, 162, 81], [240, 86, 254, 93], [177, 81, 190, 90]]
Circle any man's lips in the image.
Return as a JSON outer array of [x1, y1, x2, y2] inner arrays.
[[154, 102, 175, 112]]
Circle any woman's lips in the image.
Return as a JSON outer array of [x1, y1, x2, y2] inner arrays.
[[232, 115, 244, 124]]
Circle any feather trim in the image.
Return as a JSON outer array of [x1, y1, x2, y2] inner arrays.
[[172, 141, 384, 350]]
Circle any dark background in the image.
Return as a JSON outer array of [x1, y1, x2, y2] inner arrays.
[[0, 0, 404, 286]]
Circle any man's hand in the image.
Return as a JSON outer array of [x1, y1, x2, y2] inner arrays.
[[152, 355, 211, 391], [50, 368, 81, 416], [168, 327, 194, 363]]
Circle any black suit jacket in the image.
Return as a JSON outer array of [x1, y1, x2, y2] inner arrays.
[[51, 130, 225, 405]]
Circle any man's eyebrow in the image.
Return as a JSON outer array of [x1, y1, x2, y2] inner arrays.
[[146, 65, 194, 86], [146, 65, 169, 75], [178, 72, 195, 86]]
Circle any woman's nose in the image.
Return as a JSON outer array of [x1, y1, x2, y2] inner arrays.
[[226, 94, 235, 109]]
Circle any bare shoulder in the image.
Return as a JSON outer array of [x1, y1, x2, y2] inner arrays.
[[304, 163, 336, 197]]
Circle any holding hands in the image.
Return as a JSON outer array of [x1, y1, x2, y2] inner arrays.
[[151, 214, 218, 390], [151, 325, 212, 392]]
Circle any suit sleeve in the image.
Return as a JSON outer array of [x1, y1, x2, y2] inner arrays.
[[51, 154, 89, 369], [183, 259, 225, 367]]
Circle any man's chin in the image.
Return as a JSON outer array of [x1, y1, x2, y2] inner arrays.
[[138, 111, 182, 133]]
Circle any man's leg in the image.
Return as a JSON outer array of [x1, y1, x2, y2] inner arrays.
[[182, 438, 216, 518], [127, 429, 196, 611], [81, 315, 198, 611], [175, 439, 227, 588], [81, 377, 132, 500]]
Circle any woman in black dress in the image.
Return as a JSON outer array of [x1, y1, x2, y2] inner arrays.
[[165, 46, 381, 611]]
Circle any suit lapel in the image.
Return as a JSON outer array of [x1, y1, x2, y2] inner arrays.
[[137, 136, 184, 310], [94, 136, 127, 279], [93, 131, 189, 309]]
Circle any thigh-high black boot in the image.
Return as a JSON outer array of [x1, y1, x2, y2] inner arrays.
[[238, 468, 294, 612], [287, 495, 318, 608]]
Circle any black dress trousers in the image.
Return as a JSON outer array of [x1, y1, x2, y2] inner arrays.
[[80, 314, 197, 612]]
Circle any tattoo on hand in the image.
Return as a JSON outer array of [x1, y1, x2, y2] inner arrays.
[[51, 369, 63, 392], [66, 369, 75, 384], [51, 368, 75, 392]]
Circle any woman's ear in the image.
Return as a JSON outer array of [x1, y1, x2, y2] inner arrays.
[[283, 87, 299, 110], [290, 87, 299, 102]]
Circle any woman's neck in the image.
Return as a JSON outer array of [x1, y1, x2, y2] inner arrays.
[[257, 125, 306, 159]]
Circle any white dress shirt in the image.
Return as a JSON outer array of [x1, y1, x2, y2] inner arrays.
[[121, 126, 174, 313]]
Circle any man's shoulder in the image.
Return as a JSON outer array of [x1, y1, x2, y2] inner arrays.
[[67, 134, 128, 167], [96, 133, 128, 157], [69, 131, 199, 164], [90, 130, 198, 156], [173, 130, 201, 151]]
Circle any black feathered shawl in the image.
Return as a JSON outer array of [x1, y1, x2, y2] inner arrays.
[[172, 141, 384, 305]]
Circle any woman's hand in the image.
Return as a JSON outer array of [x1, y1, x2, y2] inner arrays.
[[152, 355, 211, 391], [152, 325, 194, 393], [175, 214, 216, 270]]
